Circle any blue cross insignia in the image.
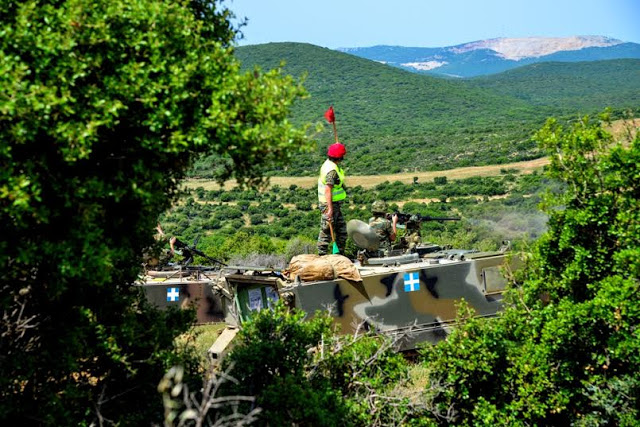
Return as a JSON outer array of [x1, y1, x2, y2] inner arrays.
[[403, 272, 420, 292], [167, 287, 180, 302]]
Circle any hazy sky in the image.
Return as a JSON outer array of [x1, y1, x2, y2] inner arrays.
[[227, 0, 640, 48]]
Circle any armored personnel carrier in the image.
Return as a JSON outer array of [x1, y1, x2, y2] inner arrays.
[[208, 219, 519, 361]]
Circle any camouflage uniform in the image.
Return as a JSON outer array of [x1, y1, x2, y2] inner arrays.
[[317, 170, 347, 255], [143, 232, 174, 268], [400, 216, 422, 250], [368, 215, 394, 251]]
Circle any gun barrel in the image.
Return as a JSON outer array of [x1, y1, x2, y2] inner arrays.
[[173, 238, 188, 249], [420, 216, 461, 221], [192, 248, 227, 266]]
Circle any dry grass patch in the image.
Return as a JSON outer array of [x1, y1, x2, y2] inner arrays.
[[607, 118, 640, 143], [393, 362, 431, 404], [177, 322, 227, 368], [184, 157, 550, 191], [184, 118, 638, 193]]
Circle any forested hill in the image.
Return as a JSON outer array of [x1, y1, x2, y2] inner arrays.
[[201, 42, 546, 176], [194, 42, 636, 177], [466, 59, 640, 113]]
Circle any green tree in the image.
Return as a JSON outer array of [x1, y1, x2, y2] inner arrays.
[[0, 0, 310, 424], [421, 113, 640, 425]]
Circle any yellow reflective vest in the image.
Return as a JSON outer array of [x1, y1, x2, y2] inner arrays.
[[317, 159, 347, 203]]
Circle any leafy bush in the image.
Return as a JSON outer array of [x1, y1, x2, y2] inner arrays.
[[418, 112, 640, 425], [433, 176, 448, 185], [221, 304, 415, 426], [284, 236, 317, 262], [197, 231, 280, 262]]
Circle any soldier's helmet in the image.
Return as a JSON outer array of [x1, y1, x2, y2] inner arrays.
[[371, 200, 388, 214]]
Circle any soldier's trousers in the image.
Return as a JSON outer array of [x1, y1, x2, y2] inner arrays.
[[317, 203, 347, 255]]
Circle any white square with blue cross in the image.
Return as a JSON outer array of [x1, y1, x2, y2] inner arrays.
[[167, 287, 180, 302], [403, 272, 420, 292]]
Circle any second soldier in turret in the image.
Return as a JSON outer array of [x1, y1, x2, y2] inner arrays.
[[368, 200, 398, 256]]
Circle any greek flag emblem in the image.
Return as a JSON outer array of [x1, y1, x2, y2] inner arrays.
[[403, 272, 420, 292], [167, 287, 180, 302]]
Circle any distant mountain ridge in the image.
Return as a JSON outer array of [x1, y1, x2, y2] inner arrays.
[[338, 36, 640, 77], [450, 36, 621, 60]]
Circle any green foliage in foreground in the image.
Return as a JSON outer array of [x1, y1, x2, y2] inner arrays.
[[221, 304, 415, 426], [0, 1, 310, 424], [419, 112, 640, 425], [189, 111, 639, 426]]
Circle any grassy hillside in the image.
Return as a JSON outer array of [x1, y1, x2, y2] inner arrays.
[[192, 43, 548, 177], [466, 59, 640, 113], [166, 168, 553, 262]]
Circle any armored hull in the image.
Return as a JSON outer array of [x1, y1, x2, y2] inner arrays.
[[291, 252, 508, 349], [218, 246, 517, 355], [136, 244, 517, 360]]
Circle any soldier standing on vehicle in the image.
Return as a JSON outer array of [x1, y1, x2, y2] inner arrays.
[[368, 200, 398, 254], [317, 142, 348, 255]]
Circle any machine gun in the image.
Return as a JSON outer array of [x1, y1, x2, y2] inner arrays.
[[172, 236, 227, 268], [385, 212, 461, 225]]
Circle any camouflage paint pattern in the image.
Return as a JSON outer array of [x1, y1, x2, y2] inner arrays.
[[283, 251, 514, 349], [217, 250, 517, 352]]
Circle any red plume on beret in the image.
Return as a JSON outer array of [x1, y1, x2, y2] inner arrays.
[[324, 106, 335, 124]]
